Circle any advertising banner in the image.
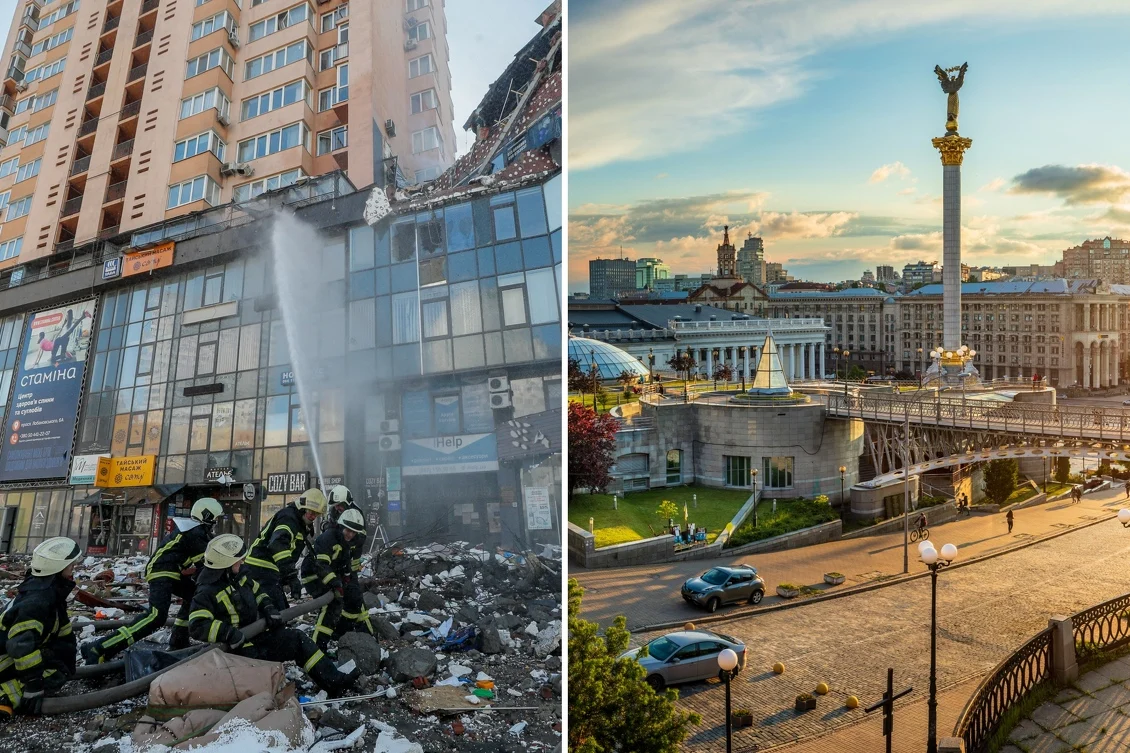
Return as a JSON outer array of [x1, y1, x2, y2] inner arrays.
[[402, 433, 499, 476], [523, 487, 553, 531], [0, 300, 96, 482], [70, 453, 109, 485], [122, 241, 174, 278], [95, 456, 156, 488]]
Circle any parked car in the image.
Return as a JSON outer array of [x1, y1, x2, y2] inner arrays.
[[620, 629, 747, 690], [681, 564, 764, 612], [1121, 399, 1130, 406]]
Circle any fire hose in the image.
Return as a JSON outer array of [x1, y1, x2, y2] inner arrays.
[[43, 591, 334, 715]]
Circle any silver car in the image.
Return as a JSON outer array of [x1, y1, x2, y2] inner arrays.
[[621, 629, 747, 690]]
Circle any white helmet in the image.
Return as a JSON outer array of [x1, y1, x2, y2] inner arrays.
[[295, 488, 327, 515], [191, 498, 224, 527], [338, 508, 365, 534], [32, 537, 82, 576], [328, 485, 353, 506], [203, 534, 247, 569]]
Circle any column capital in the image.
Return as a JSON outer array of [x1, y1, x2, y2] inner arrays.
[[931, 134, 973, 166]]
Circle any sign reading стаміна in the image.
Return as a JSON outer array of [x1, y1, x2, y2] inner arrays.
[[0, 300, 96, 482]]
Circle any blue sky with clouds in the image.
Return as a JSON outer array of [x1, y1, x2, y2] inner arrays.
[[568, 1, 1130, 291]]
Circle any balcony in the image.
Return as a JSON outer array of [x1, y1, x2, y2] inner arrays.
[[111, 139, 134, 161], [127, 62, 147, 83], [86, 82, 106, 101], [120, 100, 141, 120], [104, 181, 127, 203], [78, 117, 99, 137], [61, 195, 83, 217], [134, 29, 154, 48], [0, 94, 11, 111], [98, 225, 120, 241], [102, 16, 120, 34], [70, 155, 91, 176], [140, 0, 159, 16]]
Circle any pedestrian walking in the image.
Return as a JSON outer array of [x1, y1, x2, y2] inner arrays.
[[961, 493, 969, 516], [1006, 509, 1014, 534], [1124, 482, 1129, 500]]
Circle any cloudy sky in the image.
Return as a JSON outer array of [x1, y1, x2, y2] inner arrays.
[[568, 0, 1130, 292]]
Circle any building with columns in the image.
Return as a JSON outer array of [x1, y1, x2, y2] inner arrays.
[[767, 288, 898, 376], [896, 279, 1130, 388], [566, 300, 828, 382]]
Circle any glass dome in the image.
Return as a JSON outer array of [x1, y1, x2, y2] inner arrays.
[[568, 337, 651, 382]]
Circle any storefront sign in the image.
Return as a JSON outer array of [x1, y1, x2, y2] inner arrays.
[[280, 365, 327, 387], [204, 467, 235, 483], [434, 396, 460, 435], [122, 241, 174, 278], [496, 408, 562, 462], [243, 483, 257, 502], [524, 487, 553, 531], [70, 453, 110, 485], [95, 456, 156, 488], [386, 467, 401, 491], [0, 300, 97, 482], [402, 433, 499, 476], [266, 472, 310, 494], [101, 258, 122, 281]]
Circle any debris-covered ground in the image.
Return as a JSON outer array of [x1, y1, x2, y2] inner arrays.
[[0, 542, 562, 753]]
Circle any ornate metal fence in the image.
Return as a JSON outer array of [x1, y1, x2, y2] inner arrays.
[[1073, 592, 1130, 655], [954, 628, 1053, 753]]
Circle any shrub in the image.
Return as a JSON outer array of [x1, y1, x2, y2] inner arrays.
[[726, 497, 838, 547], [656, 500, 678, 523], [777, 583, 802, 591]]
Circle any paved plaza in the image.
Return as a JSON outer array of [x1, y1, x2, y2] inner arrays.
[[575, 485, 1130, 751]]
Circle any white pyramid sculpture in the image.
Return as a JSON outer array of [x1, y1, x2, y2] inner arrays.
[[748, 333, 791, 395]]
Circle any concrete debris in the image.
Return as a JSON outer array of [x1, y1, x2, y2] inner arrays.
[[388, 648, 438, 682], [337, 632, 382, 676]]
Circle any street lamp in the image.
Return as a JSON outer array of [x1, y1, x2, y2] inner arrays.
[[833, 346, 841, 379], [712, 349, 721, 390], [750, 467, 759, 527], [739, 346, 747, 391], [1119, 509, 1130, 527], [648, 347, 656, 383], [916, 348, 924, 388], [839, 465, 847, 520], [920, 540, 958, 753], [718, 648, 740, 753]]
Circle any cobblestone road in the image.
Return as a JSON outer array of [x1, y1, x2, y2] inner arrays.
[[609, 505, 1130, 751]]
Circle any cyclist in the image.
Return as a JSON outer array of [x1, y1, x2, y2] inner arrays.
[[915, 512, 928, 535]]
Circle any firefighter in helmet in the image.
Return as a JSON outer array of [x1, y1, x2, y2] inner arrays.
[[303, 508, 375, 648], [246, 488, 326, 610]]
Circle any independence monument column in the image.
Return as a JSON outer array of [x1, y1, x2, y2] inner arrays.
[[931, 63, 972, 353]]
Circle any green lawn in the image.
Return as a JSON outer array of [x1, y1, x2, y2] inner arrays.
[[726, 496, 838, 547], [568, 487, 752, 548]]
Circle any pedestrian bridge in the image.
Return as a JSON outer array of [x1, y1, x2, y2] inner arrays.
[[822, 391, 1130, 443]]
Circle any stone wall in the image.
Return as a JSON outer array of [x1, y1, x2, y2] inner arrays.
[[841, 501, 957, 540], [850, 476, 920, 519], [723, 520, 842, 557]]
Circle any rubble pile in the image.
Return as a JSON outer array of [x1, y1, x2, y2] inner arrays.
[[0, 543, 563, 752]]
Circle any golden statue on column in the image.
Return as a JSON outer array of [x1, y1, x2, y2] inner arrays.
[[934, 62, 968, 134]]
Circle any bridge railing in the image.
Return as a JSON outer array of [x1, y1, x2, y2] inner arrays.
[[825, 392, 1130, 441]]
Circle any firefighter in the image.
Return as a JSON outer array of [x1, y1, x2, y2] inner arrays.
[[81, 498, 223, 665], [325, 485, 362, 530], [189, 534, 357, 694], [0, 537, 82, 719], [302, 508, 374, 648], [246, 488, 326, 610], [324, 486, 367, 617]]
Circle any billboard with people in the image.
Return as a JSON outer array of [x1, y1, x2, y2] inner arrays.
[[0, 300, 96, 482]]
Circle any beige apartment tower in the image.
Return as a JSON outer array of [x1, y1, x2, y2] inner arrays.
[[0, 0, 455, 272]]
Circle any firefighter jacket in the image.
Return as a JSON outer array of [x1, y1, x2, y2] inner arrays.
[[0, 575, 76, 690], [144, 519, 211, 582], [301, 527, 352, 592], [246, 504, 309, 580], [188, 567, 275, 646], [326, 501, 365, 575]]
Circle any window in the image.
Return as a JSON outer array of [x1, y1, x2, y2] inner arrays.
[[240, 79, 309, 120], [412, 126, 440, 154], [320, 4, 347, 32], [666, 449, 682, 484], [0, 158, 18, 179], [763, 456, 794, 489], [0, 238, 20, 261], [39, 1, 79, 28], [191, 11, 233, 41], [317, 66, 347, 110], [316, 126, 347, 155], [248, 3, 311, 42], [725, 456, 751, 487], [179, 87, 231, 121], [6, 196, 32, 220], [237, 122, 309, 162], [23, 123, 49, 147], [233, 168, 303, 203], [22, 57, 65, 84], [0, 192, 10, 212], [500, 283, 526, 327], [414, 167, 441, 183], [407, 0, 428, 10], [410, 89, 436, 114], [19, 89, 58, 114], [244, 39, 310, 80], [408, 54, 433, 78], [407, 21, 430, 42], [173, 131, 226, 162], [15, 158, 40, 183], [30, 27, 72, 56], [167, 175, 221, 209], [185, 47, 234, 79]]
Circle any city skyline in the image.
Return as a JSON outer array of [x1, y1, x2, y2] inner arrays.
[[568, 0, 1130, 292]]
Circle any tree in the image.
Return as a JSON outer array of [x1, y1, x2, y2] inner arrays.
[[667, 351, 696, 400], [656, 499, 678, 527], [568, 402, 619, 500], [616, 369, 639, 394], [1054, 456, 1071, 484], [845, 364, 867, 381], [568, 579, 700, 753], [712, 362, 733, 390], [569, 357, 602, 409], [984, 458, 1018, 505]]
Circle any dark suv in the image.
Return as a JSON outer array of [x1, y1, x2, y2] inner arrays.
[[681, 564, 764, 612]]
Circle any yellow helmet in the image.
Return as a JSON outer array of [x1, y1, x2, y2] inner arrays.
[[204, 534, 247, 569], [295, 487, 327, 515], [31, 537, 81, 576], [338, 508, 365, 534]]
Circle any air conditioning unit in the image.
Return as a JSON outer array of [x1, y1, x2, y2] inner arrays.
[[227, 30, 240, 49], [14, 83, 26, 92], [403, 39, 417, 51], [221, 162, 253, 177], [378, 419, 399, 434], [217, 112, 230, 127], [384, 119, 395, 137], [490, 392, 512, 409], [488, 376, 510, 393], [377, 434, 400, 451]]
